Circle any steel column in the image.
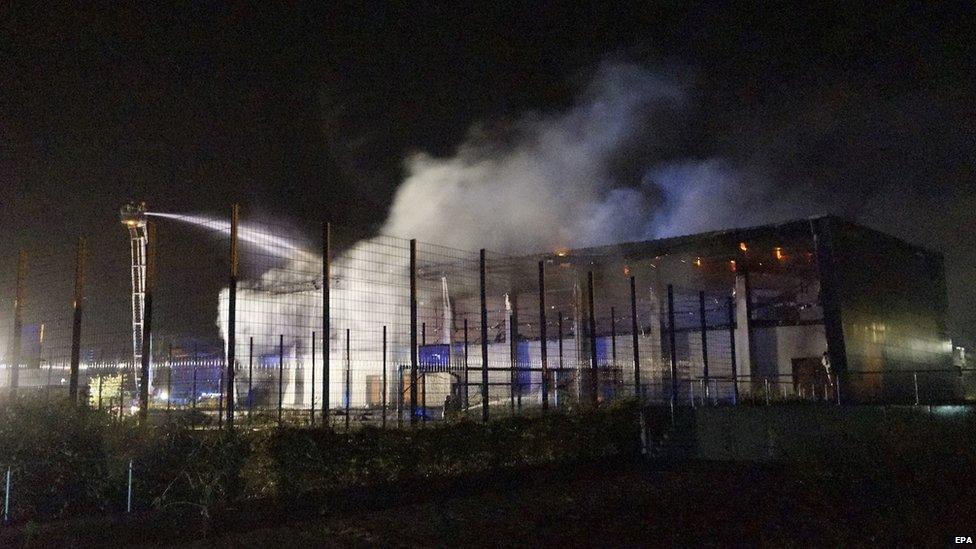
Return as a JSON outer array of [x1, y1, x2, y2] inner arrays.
[[538, 261, 548, 411], [421, 322, 426, 424], [630, 276, 641, 399], [278, 334, 284, 426], [558, 310, 564, 404], [409, 239, 418, 425], [248, 337, 254, 420], [311, 331, 316, 426], [345, 328, 351, 431], [479, 249, 489, 422], [727, 295, 738, 403], [10, 250, 26, 394], [587, 271, 598, 405], [226, 204, 239, 429], [699, 290, 709, 396], [463, 318, 469, 409], [322, 222, 331, 424], [166, 343, 172, 413], [667, 284, 678, 403], [69, 238, 86, 403], [509, 311, 517, 412]]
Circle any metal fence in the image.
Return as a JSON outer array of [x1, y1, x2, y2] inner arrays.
[[0, 206, 971, 429]]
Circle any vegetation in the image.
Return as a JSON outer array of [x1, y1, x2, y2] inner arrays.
[[1, 398, 975, 545], [0, 398, 643, 523]]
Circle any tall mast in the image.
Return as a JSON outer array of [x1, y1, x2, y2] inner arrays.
[[120, 201, 149, 374]]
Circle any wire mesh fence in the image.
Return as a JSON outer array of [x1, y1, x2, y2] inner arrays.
[[0, 206, 972, 429]]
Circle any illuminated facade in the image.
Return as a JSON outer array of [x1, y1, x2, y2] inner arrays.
[[554, 215, 954, 402]]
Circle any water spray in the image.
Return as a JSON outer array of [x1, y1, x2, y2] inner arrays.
[[146, 211, 309, 259]]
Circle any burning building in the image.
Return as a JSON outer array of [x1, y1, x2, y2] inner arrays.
[[213, 214, 955, 415], [548, 215, 955, 403]]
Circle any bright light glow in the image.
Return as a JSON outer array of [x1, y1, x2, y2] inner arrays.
[[693, 257, 702, 267], [729, 259, 737, 272], [931, 405, 971, 417], [146, 212, 309, 260], [774, 247, 785, 260], [739, 242, 748, 252]]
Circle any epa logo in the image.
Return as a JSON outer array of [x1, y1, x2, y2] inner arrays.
[[956, 537, 973, 544]]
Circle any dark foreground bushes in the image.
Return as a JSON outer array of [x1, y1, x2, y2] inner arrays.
[[0, 398, 642, 523]]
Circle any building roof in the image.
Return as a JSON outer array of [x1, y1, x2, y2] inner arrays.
[[544, 215, 940, 264]]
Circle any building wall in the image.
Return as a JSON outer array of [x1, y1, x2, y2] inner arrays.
[[824, 220, 952, 374], [752, 324, 827, 379]]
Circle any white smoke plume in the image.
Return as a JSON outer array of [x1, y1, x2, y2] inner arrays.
[[217, 62, 809, 407], [380, 62, 798, 255]]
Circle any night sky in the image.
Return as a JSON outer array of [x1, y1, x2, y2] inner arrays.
[[1, 3, 974, 347]]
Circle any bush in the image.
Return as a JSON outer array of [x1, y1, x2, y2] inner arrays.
[[0, 397, 115, 519], [0, 398, 642, 523]]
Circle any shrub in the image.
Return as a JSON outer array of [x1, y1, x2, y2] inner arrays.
[[0, 398, 643, 523], [0, 397, 114, 519]]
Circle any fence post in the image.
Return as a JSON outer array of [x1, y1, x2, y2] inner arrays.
[[226, 204, 239, 430], [557, 310, 563, 406], [397, 364, 404, 428], [69, 237, 87, 403], [610, 305, 617, 367], [126, 460, 133, 513], [278, 334, 284, 426], [914, 372, 920, 406], [667, 284, 678, 404], [410, 239, 418, 425], [764, 378, 770, 405], [10, 249, 27, 395], [311, 331, 316, 426], [382, 325, 388, 428], [462, 318, 469, 410], [166, 343, 172, 414], [322, 222, 331, 425], [4, 466, 10, 523], [538, 261, 548, 411], [509, 291, 520, 413], [699, 291, 709, 398], [345, 328, 351, 431], [138, 223, 156, 423], [217, 371, 224, 429], [480, 249, 489, 423], [248, 337, 253, 422], [587, 271, 598, 406], [509, 309, 516, 413], [421, 322, 427, 424], [727, 295, 738, 405], [630, 277, 641, 399]]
